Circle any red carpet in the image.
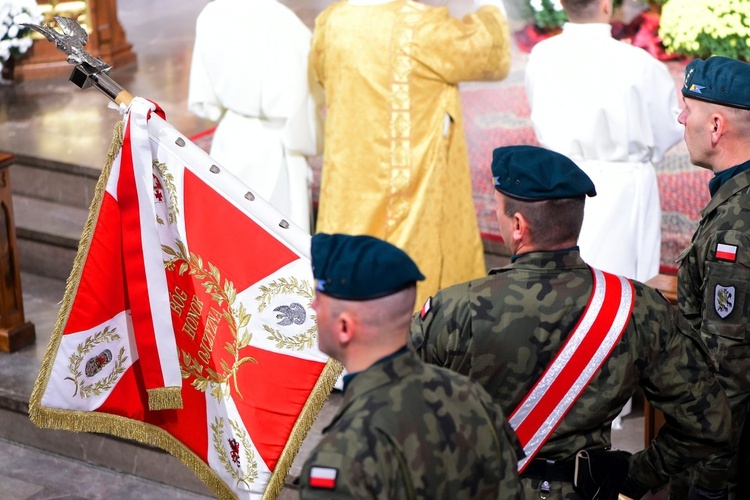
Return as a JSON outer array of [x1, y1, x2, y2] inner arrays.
[[191, 59, 706, 276]]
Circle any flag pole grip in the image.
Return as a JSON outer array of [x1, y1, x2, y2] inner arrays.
[[115, 90, 134, 107]]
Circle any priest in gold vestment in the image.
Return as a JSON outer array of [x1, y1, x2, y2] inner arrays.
[[311, 0, 511, 308]]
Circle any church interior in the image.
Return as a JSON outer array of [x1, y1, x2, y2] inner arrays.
[[0, 0, 686, 498]]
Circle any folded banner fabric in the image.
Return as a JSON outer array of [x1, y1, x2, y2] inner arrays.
[[29, 97, 340, 500]]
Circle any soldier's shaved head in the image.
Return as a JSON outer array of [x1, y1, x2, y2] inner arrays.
[[503, 195, 584, 249], [330, 286, 416, 346], [349, 286, 416, 329], [314, 283, 418, 373]]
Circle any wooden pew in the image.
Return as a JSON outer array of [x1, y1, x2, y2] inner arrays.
[[0, 153, 36, 352]]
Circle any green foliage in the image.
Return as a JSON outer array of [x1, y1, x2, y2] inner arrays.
[[527, 0, 567, 30], [659, 0, 750, 61], [524, 0, 630, 31]]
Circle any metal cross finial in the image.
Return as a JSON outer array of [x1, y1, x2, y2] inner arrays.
[[21, 16, 133, 106]]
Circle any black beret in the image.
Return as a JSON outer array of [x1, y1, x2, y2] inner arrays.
[[311, 233, 425, 301], [491, 145, 596, 200], [682, 56, 750, 110]]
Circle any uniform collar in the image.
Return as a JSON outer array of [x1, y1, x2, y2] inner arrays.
[[491, 247, 587, 274], [324, 349, 418, 432], [341, 346, 408, 391], [703, 162, 750, 217], [708, 159, 750, 196]]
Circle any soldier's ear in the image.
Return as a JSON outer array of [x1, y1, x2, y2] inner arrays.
[[513, 212, 528, 243], [337, 312, 355, 346], [709, 112, 727, 146]]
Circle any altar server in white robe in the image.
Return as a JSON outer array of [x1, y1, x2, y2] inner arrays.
[[188, 0, 322, 233], [525, 0, 682, 283]]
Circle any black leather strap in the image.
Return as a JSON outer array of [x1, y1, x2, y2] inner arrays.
[[520, 458, 576, 483]]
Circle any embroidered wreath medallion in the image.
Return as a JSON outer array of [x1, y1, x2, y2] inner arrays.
[[211, 416, 258, 488], [65, 325, 128, 398], [257, 277, 317, 351]]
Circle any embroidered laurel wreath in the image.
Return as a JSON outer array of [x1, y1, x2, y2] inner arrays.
[[153, 159, 180, 225], [257, 277, 317, 351], [163, 240, 256, 402], [211, 416, 259, 487], [65, 325, 128, 398]]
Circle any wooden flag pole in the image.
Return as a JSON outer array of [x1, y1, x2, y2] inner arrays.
[[115, 90, 134, 107]]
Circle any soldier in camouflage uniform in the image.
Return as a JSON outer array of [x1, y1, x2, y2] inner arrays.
[[671, 56, 750, 500], [410, 146, 730, 499], [299, 233, 523, 499]]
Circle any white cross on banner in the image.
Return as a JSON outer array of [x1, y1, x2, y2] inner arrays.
[[29, 97, 340, 499]]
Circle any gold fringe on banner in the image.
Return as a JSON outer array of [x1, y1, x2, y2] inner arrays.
[[27, 117, 237, 500], [147, 386, 184, 411], [27, 117, 344, 500], [29, 118, 125, 427], [29, 405, 237, 499], [262, 358, 343, 500]]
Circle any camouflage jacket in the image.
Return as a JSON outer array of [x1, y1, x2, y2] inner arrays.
[[677, 166, 750, 369], [298, 350, 523, 499], [410, 249, 730, 492], [675, 166, 750, 490]]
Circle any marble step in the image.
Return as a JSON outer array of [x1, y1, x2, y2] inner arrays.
[[12, 194, 85, 280], [0, 437, 213, 500], [9, 155, 101, 210], [7, 156, 100, 280], [0, 400, 214, 497]]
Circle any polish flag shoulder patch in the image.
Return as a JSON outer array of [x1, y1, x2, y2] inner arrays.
[[309, 466, 338, 489], [716, 243, 738, 262], [420, 297, 432, 320]]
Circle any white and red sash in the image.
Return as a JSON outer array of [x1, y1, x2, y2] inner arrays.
[[509, 268, 634, 472]]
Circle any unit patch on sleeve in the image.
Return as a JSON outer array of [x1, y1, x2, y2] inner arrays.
[[309, 466, 338, 489], [716, 243, 738, 262], [714, 285, 735, 319]]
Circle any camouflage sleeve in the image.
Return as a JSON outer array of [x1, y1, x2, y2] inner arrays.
[[694, 229, 750, 342], [409, 286, 474, 375], [628, 287, 731, 489], [678, 210, 750, 342], [475, 386, 525, 499], [676, 226, 714, 332], [299, 427, 407, 499]]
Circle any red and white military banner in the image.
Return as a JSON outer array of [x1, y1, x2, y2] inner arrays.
[[29, 97, 340, 499]]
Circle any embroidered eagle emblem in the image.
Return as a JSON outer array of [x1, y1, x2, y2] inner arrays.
[[715, 285, 735, 319]]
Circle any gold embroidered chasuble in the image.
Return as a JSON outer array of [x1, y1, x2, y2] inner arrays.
[[311, 0, 511, 307]]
